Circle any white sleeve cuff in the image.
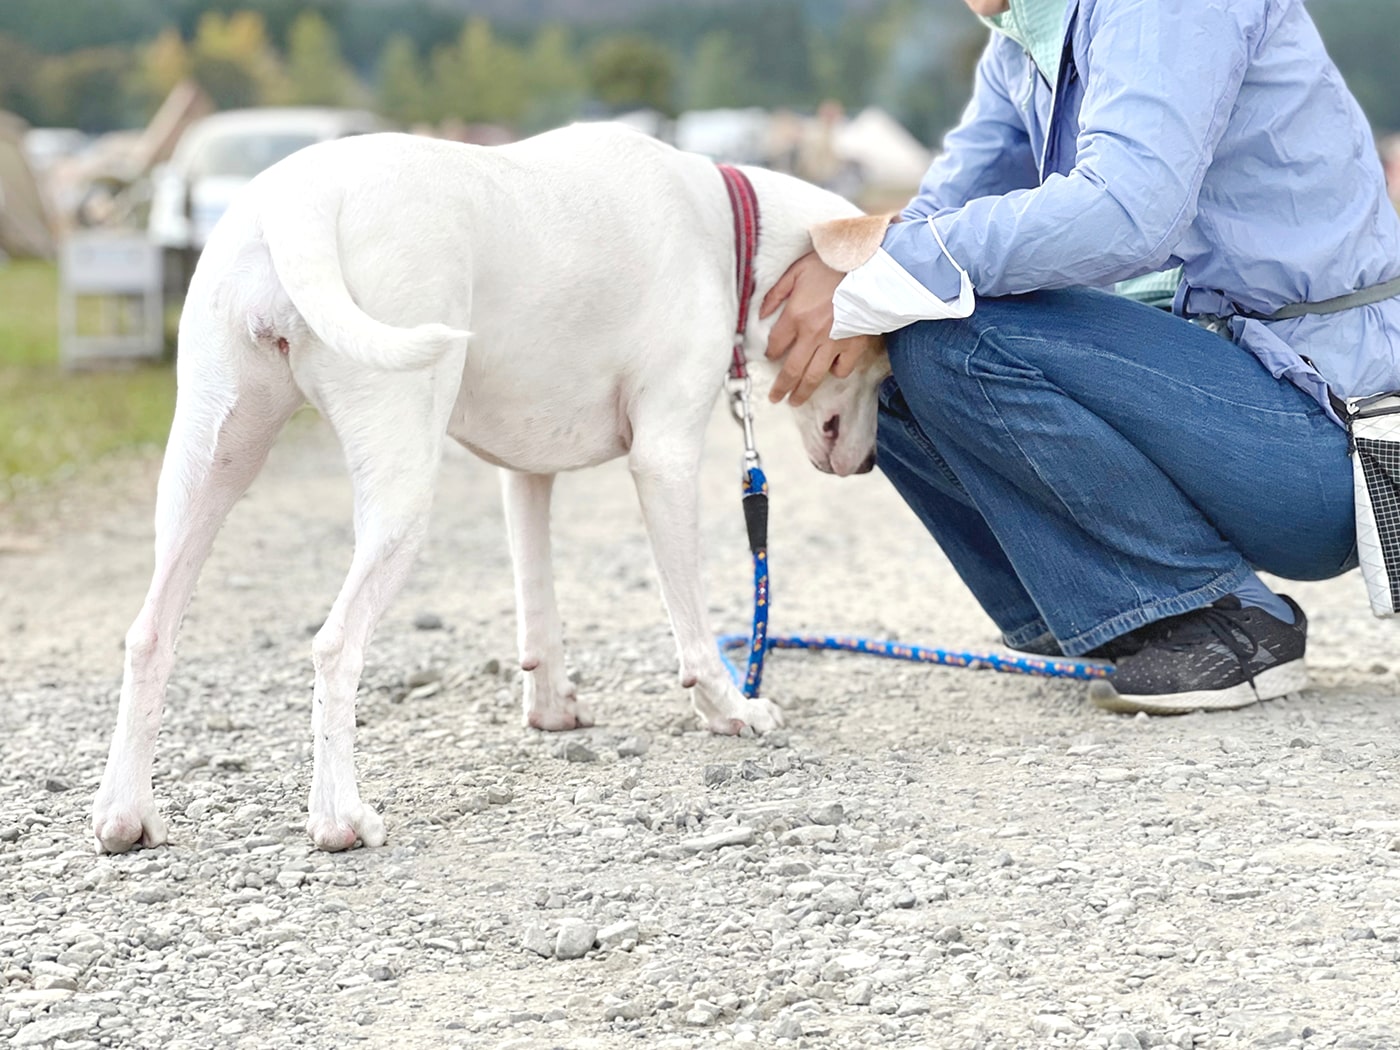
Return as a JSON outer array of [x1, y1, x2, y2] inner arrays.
[[829, 227, 976, 340]]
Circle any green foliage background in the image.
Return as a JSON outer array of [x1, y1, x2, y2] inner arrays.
[[2, 0, 1392, 148]]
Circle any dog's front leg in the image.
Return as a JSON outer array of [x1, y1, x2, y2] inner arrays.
[[629, 443, 783, 735], [501, 470, 592, 730]]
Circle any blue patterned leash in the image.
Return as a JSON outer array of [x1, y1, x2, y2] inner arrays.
[[714, 373, 1110, 692], [711, 161, 1108, 695]]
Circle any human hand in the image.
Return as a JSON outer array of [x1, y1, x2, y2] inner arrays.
[[761, 252, 883, 406]]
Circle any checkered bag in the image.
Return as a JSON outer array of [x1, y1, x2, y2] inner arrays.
[[1349, 392, 1400, 617]]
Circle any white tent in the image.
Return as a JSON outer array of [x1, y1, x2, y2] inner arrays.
[[675, 108, 772, 165], [832, 106, 934, 194]]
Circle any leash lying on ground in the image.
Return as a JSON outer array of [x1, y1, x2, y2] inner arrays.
[[713, 162, 1110, 697]]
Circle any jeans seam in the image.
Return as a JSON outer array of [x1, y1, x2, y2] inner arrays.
[[996, 334, 1320, 421], [1004, 621, 1053, 648], [1057, 564, 1255, 656], [892, 411, 968, 498]]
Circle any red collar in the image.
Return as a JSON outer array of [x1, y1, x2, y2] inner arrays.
[[717, 163, 760, 382]]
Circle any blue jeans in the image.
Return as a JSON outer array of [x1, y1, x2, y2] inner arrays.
[[877, 287, 1357, 656]]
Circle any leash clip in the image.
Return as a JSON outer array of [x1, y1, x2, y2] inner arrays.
[[726, 371, 761, 471]]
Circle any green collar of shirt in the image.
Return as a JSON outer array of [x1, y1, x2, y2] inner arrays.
[[982, 0, 1071, 87]]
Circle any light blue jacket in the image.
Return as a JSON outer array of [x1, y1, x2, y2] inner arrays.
[[885, 0, 1400, 422]]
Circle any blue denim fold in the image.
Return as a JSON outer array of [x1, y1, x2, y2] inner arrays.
[[876, 287, 1357, 656]]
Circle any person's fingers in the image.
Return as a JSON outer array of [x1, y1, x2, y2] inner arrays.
[[769, 339, 817, 403], [788, 342, 841, 407], [830, 335, 878, 379], [765, 308, 796, 361], [760, 261, 800, 319]]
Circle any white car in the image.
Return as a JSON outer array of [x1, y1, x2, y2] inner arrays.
[[148, 107, 389, 254]]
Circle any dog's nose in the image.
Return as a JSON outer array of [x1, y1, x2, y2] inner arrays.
[[822, 415, 840, 443], [855, 450, 877, 474]]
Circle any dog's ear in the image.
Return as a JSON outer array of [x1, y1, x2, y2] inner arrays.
[[810, 212, 899, 273]]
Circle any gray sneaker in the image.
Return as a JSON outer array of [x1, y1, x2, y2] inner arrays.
[[1089, 596, 1308, 715]]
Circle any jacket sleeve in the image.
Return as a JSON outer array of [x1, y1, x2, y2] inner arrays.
[[888, 0, 1255, 298], [901, 36, 1041, 221]]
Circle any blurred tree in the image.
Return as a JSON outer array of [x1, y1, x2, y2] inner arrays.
[[0, 33, 42, 125], [143, 28, 193, 96], [1312, 0, 1400, 133], [341, 2, 462, 76], [739, 2, 818, 108], [810, 17, 877, 114], [32, 48, 136, 131], [128, 28, 192, 117], [685, 30, 746, 110], [588, 35, 675, 115], [520, 24, 585, 131], [635, 1, 817, 110], [284, 11, 357, 106], [377, 36, 431, 125], [430, 18, 527, 124], [163, 0, 346, 57], [0, 0, 163, 53], [867, 0, 984, 147], [189, 11, 285, 109], [190, 53, 261, 110]]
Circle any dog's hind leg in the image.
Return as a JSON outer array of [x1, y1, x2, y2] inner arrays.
[[304, 372, 455, 851], [92, 351, 303, 854], [628, 431, 784, 736], [501, 470, 592, 730]]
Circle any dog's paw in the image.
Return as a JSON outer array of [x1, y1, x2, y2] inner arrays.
[[306, 802, 386, 852], [701, 693, 784, 736], [523, 679, 594, 731], [92, 796, 169, 855]]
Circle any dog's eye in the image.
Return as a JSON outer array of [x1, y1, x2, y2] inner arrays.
[[822, 415, 840, 440]]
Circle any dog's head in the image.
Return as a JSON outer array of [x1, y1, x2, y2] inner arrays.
[[747, 208, 895, 477], [769, 351, 890, 476]]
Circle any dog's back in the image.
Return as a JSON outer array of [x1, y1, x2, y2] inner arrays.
[[199, 125, 725, 367]]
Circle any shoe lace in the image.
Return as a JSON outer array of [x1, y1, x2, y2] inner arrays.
[[1160, 607, 1259, 682]]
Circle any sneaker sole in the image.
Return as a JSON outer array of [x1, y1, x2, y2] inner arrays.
[[1088, 660, 1309, 715]]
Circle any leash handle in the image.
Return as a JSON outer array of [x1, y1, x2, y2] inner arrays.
[[742, 489, 769, 555], [738, 464, 770, 697]]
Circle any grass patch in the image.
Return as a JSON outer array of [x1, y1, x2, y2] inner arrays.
[[0, 259, 176, 499]]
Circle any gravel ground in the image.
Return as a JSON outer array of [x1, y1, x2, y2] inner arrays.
[[2, 403, 1399, 1050]]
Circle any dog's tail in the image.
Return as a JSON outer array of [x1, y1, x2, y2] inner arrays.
[[259, 187, 469, 371]]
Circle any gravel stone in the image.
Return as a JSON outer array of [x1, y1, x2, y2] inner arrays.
[[773, 1016, 803, 1039], [521, 925, 555, 958], [677, 826, 755, 853], [554, 920, 597, 960], [557, 741, 597, 764], [814, 881, 861, 914], [617, 734, 651, 757], [703, 764, 732, 787], [1034, 1014, 1080, 1036], [685, 1001, 721, 1026], [596, 919, 639, 950], [12, 1015, 99, 1047]]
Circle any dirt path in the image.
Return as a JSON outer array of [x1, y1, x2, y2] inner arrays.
[[2, 406, 1398, 1050]]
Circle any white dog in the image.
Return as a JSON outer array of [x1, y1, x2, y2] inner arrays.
[[91, 123, 891, 854]]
